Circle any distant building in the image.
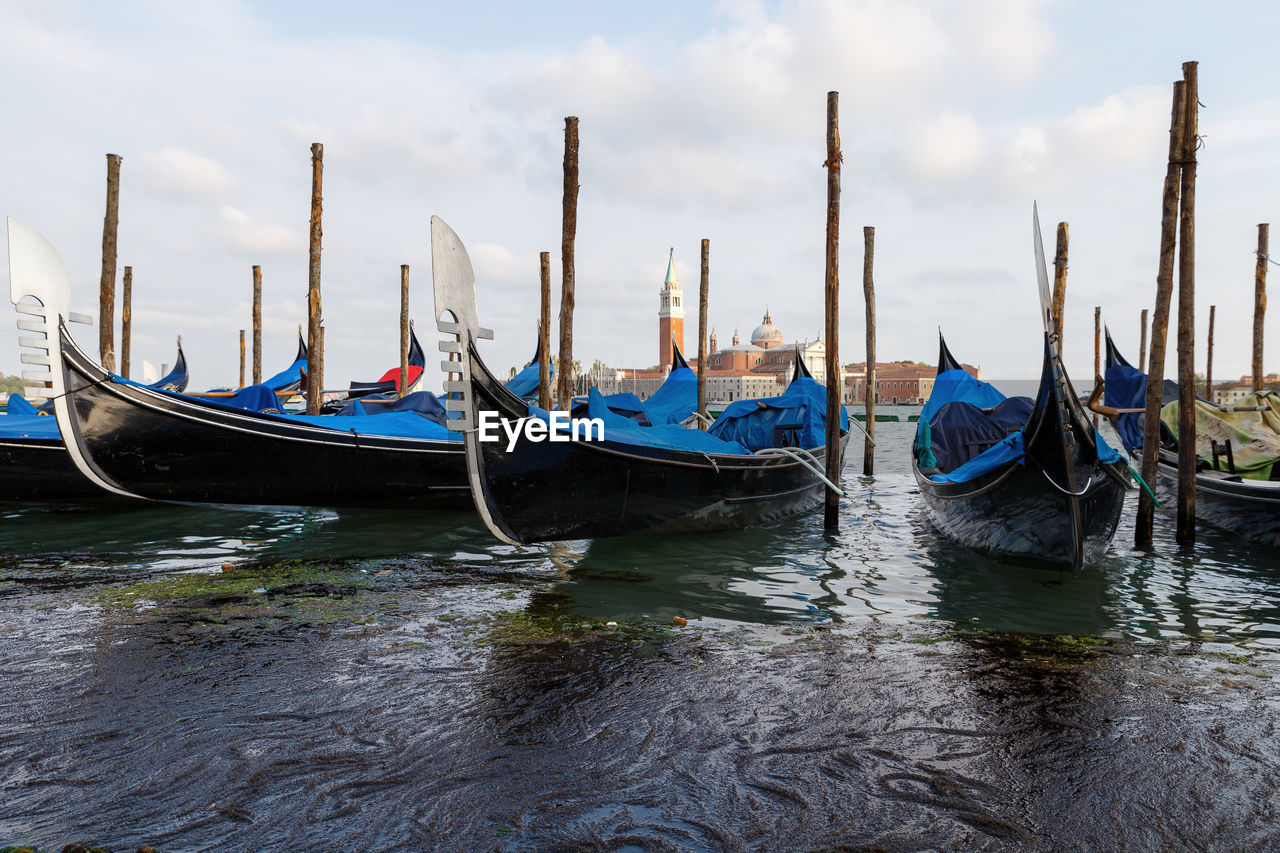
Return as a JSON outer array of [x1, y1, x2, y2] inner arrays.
[[657, 249, 684, 370], [844, 361, 980, 405]]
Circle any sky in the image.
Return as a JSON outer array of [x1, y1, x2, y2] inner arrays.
[[2, 0, 1278, 389]]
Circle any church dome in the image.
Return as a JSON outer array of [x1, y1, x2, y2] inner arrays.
[[750, 310, 783, 347]]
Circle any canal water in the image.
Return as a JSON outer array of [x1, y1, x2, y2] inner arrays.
[[2, 408, 1279, 850]]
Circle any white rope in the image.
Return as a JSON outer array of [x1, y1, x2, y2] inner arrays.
[[1039, 468, 1094, 497], [754, 447, 844, 496]]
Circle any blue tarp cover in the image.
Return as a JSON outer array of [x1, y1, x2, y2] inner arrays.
[[199, 384, 284, 413], [506, 359, 552, 400], [521, 390, 750, 455], [5, 395, 38, 416], [0, 411, 59, 440], [641, 365, 697, 425], [916, 368, 1034, 483], [336, 391, 449, 427], [285, 410, 457, 441], [707, 376, 848, 452], [263, 358, 306, 392], [1103, 360, 1148, 453]]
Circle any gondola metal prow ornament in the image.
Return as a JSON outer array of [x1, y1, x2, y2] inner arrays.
[[7, 217, 141, 500], [429, 215, 520, 546]]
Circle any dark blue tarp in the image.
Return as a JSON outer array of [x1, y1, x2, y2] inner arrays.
[[916, 368, 1033, 483], [925, 401, 1018, 473], [1103, 361, 1176, 453], [336, 391, 449, 427], [5, 395, 38, 416], [707, 376, 848, 452]]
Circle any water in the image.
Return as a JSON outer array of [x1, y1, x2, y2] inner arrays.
[[2, 408, 1279, 850]]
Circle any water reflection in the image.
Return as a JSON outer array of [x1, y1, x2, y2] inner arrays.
[[4, 408, 1280, 646]]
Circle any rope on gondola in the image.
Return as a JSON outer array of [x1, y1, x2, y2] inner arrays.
[[1121, 459, 1160, 507], [1038, 468, 1095, 497], [754, 447, 844, 496]]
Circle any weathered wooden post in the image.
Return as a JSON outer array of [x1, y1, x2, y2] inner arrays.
[[1175, 61, 1199, 547], [239, 330, 246, 388], [823, 91, 842, 530], [1093, 306, 1101, 426], [99, 153, 122, 372], [400, 265, 410, 397], [557, 117, 579, 411], [698, 238, 710, 424], [1205, 304, 1215, 401], [862, 226, 876, 475], [1136, 79, 1187, 551], [538, 252, 551, 411], [1052, 223, 1069, 345], [1139, 308, 1149, 369], [252, 265, 262, 384], [1255, 224, 1269, 392], [120, 265, 132, 378], [306, 143, 324, 415]]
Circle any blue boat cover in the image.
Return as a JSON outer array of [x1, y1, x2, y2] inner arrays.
[[6, 395, 38, 416], [285, 410, 458, 441], [526, 390, 750, 455], [336, 391, 449, 427], [641, 364, 697, 425], [263, 358, 307, 393], [916, 368, 1033, 483], [0, 410, 59, 440], [198, 384, 285, 413], [1103, 360, 1178, 453], [707, 376, 848, 452], [506, 358, 553, 400]]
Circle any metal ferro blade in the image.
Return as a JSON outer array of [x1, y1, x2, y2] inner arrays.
[[1032, 202, 1053, 335]]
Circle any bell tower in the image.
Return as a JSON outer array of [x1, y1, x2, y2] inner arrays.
[[657, 248, 684, 368]]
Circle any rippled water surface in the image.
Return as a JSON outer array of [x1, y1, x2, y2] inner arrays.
[[2, 408, 1279, 850]]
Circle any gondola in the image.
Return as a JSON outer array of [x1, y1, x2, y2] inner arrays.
[[910, 209, 1130, 571], [7, 217, 471, 510], [1, 330, 186, 501], [1101, 330, 1280, 546], [430, 215, 850, 545]]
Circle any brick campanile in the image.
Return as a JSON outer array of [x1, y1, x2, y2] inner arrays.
[[658, 248, 684, 369]]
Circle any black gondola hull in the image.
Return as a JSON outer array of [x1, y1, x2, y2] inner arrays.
[[1154, 457, 1280, 547], [466, 343, 847, 543], [914, 459, 1126, 571], [57, 329, 471, 509], [0, 436, 106, 501]]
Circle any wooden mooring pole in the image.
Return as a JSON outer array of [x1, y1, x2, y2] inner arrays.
[[538, 252, 551, 411], [120, 265, 132, 379], [400, 265, 410, 398], [99, 153, 122, 372], [1052, 223, 1069, 345], [698, 238, 710, 424], [239, 330, 246, 388], [1176, 61, 1199, 547], [1136, 78, 1187, 551], [1139, 308, 1149, 370], [252, 265, 262, 385], [862, 226, 876, 475], [557, 117, 579, 411], [306, 143, 324, 415], [823, 91, 842, 530], [1206, 304, 1215, 402], [1255, 224, 1269, 392]]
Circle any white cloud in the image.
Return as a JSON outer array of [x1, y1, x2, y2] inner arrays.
[[897, 112, 986, 182], [213, 206, 298, 257], [139, 147, 236, 199]]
